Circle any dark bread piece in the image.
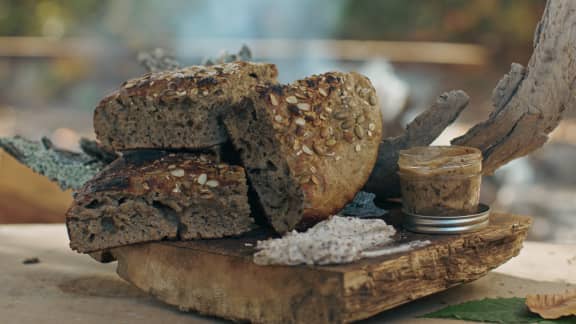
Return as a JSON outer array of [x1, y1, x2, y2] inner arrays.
[[88, 250, 116, 263], [66, 153, 254, 253], [119, 142, 238, 165], [223, 72, 383, 233], [94, 61, 278, 151]]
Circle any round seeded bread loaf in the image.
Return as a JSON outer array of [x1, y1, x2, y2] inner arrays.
[[66, 153, 254, 253], [223, 72, 383, 233], [94, 61, 278, 151]]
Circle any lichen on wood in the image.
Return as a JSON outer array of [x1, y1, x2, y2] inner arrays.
[[341, 191, 387, 217], [137, 48, 181, 73], [202, 44, 252, 66], [0, 136, 107, 191]]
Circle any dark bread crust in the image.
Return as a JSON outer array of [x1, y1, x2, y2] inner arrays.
[[94, 61, 278, 151], [224, 72, 383, 232], [88, 250, 116, 263], [66, 153, 254, 253]]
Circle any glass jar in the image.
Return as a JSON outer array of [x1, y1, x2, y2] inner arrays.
[[398, 146, 482, 216]]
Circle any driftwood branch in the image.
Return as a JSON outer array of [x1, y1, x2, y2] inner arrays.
[[367, 0, 574, 199], [452, 0, 575, 174], [364, 90, 469, 198], [137, 48, 181, 73]]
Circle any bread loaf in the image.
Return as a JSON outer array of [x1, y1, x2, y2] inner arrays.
[[223, 72, 383, 233], [94, 61, 278, 151], [66, 153, 254, 253]]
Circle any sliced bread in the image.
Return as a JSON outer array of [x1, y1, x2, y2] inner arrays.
[[66, 153, 254, 253], [94, 61, 278, 151]]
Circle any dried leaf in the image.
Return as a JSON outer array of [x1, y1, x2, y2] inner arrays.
[[526, 290, 576, 320]]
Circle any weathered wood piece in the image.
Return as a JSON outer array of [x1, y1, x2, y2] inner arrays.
[[452, 0, 576, 174], [364, 90, 469, 198], [113, 212, 531, 324]]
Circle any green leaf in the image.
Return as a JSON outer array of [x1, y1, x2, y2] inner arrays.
[[421, 297, 576, 323]]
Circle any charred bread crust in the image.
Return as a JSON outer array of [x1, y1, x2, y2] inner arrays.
[[66, 153, 254, 253], [88, 250, 116, 263]]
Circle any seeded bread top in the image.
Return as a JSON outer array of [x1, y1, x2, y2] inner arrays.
[[94, 61, 278, 151], [101, 61, 278, 106], [72, 154, 246, 205], [253, 72, 383, 223]]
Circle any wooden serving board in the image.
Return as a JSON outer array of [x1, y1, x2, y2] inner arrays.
[[113, 212, 531, 324]]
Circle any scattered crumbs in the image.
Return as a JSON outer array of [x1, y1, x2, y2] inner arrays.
[[22, 257, 40, 265]]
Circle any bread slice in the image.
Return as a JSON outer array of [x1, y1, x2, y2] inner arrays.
[[94, 61, 278, 151], [223, 72, 383, 233], [66, 153, 254, 253]]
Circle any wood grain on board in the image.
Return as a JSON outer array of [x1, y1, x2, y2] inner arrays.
[[113, 212, 531, 324]]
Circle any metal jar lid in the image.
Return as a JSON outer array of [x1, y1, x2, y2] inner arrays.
[[403, 203, 490, 234]]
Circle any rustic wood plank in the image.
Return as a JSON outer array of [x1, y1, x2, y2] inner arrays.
[[113, 212, 531, 324]]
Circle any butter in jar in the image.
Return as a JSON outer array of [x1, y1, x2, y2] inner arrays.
[[398, 146, 482, 216]]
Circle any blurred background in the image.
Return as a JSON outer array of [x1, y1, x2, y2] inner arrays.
[[1, 0, 574, 243]]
